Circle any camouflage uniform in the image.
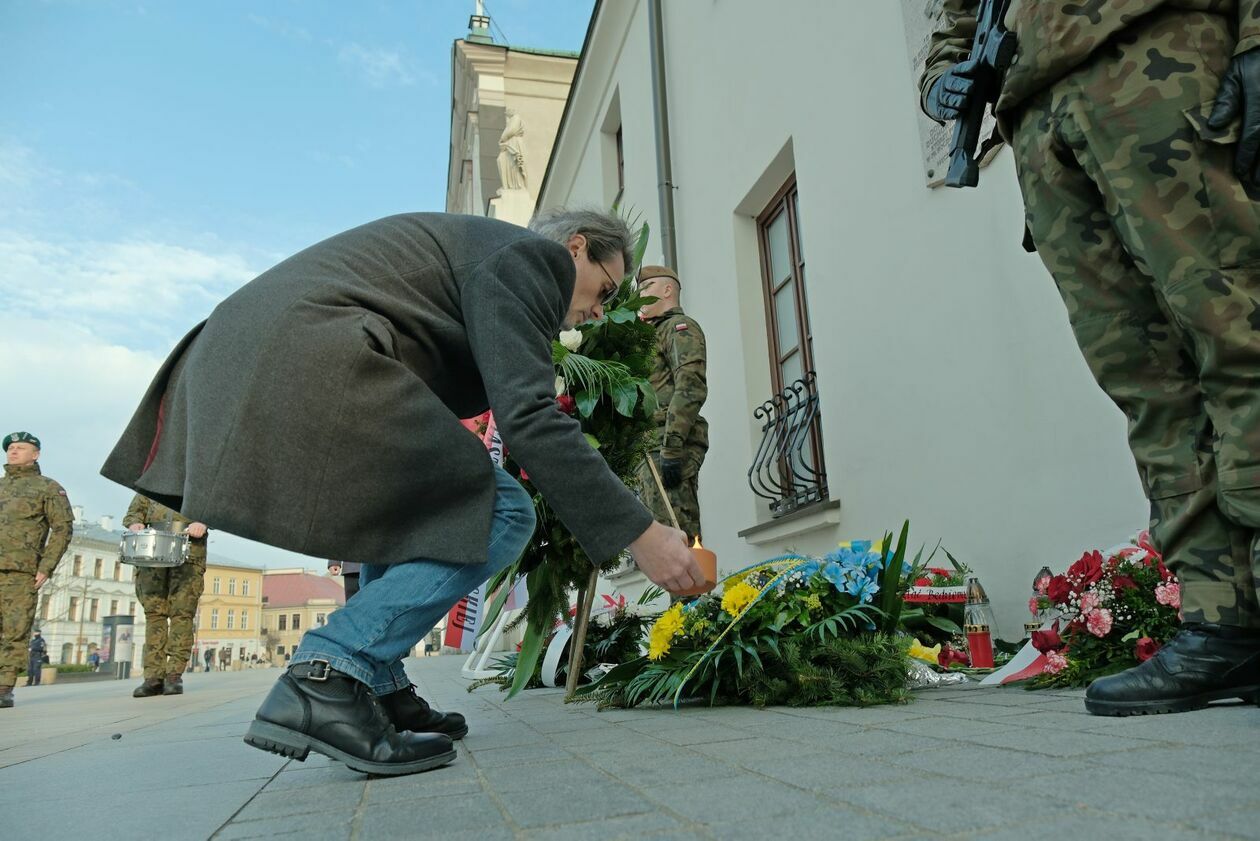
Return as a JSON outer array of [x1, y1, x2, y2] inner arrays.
[[123, 495, 207, 679], [0, 463, 72, 687], [636, 306, 709, 541], [923, 1, 1260, 626]]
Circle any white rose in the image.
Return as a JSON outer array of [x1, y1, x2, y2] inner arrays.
[[555, 375, 566, 396], [559, 329, 583, 351]]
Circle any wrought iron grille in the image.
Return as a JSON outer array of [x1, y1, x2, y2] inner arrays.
[[748, 372, 827, 517]]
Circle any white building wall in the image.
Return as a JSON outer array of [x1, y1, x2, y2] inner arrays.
[[539, 0, 1147, 638]]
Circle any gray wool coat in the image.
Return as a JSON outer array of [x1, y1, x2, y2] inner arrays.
[[101, 214, 653, 567]]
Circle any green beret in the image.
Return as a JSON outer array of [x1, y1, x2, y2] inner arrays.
[[637, 265, 681, 288], [3, 431, 40, 451]]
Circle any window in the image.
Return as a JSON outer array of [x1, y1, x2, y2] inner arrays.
[[227, 610, 235, 630], [69, 596, 80, 621], [241, 611, 249, 630], [751, 175, 828, 516], [228, 578, 236, 596], [89, 599, 99, 622], [109, 599, 119, 616], [72, 555, 83, 577], [242, 579, 250, 597], [39, 595, 50, 621], [316, 613, 326, 627], [291, 613, 301, 631], [278, 615, 287, 631], [93, 558, 103, 578], [212, 577, 221, 595], [277, 645, 286, 655], [113, 561, 121, 581], [211, 609, 219, 630]]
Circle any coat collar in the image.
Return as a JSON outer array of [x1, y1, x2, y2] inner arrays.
[[4, 462, 41, 478]]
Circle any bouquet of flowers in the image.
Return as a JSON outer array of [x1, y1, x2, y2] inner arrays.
[[899, 548, 970, 648], [1028, 532, 1180, 688], [571, 528, 916, 709]]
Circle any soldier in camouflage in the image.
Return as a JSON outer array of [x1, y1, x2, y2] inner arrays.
[[922, 1, 1260, 715], [0, 432, 73, 708], [635, 266, 708, 544], [123, 494, 208, 697]]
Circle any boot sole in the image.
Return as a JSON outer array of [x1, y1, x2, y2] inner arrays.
[[243, 720, 457, 776], [1085, 685, 1260, 716]]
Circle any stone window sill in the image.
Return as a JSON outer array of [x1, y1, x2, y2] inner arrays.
[[737, 498, 842, 546]]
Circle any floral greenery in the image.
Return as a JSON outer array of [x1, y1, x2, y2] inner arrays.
[[469, 588, 664, 693], [571, 530, 916, 709], [479, 217, 659, 699], [898, 546, 971, 645], [1027, 532, 1180, 688]]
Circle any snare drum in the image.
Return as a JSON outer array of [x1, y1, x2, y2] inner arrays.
[[119, 529, 190, 568]]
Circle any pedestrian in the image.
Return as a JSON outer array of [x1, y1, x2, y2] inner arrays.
[[123, 494, 207, 698], [0, 432, 73, 709], [922, 2, 1260, 715], [203, 648, 213, 673], [634, 266, 708, 544], [26, 630, 46, 686], [102, 210, 702, 776], [87, 649, 99, 673], [327, 560, 362, 599]]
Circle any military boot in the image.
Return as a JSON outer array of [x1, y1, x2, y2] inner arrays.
[[244, 661, 457, 776], [378, 683, 468, 739], [0, 685, 13, 708], [133, 678, 165, 698], [1085, 623, 1260, 716], [163, 674, 184, 695]]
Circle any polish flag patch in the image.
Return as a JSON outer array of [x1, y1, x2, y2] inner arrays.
[[674, 323, 689, 331]]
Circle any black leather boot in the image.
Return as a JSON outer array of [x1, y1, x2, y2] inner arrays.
[[133, 678, 165, 698], [163, 674, 184, 695], [1085, 623, 1260, 716], [244, 661, 457, 776], [378, 683, 468, 739]]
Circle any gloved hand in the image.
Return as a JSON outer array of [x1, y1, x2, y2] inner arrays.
[[660, 456, 684, 490], [924, 59, 981, 123], [1208, 47, 1260, 191]]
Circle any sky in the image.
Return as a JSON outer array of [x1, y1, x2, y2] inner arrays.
[[1, 0, 594, 569]]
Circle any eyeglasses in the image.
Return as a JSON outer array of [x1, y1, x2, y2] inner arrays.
[[595, 260, 621, 308]]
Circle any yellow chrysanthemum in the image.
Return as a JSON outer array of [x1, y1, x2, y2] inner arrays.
[[908, 638, 942, 665], [647, 603, 685, 660], [721, 581, 760, 616]]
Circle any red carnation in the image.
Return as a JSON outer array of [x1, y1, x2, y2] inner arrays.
[[914, 577, 932, 587], [1067, 551, 1105, 586], [1031, 629, 1063, 653], [1112, 575, 1139, 593], [937, 645, 968, 668], [556, 394, 577, 415], [1046, 575, 1073, 605], [1135, 637, 1161, 662], [926, 567, 951, 577]]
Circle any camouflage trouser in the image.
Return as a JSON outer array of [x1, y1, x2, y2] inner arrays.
[[637, 448, 705, 542], [1012, 11, 1260, 626], [135, 557, 205, 679], [0, 570, 37, 686]]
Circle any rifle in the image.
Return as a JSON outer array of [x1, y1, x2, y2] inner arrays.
[[944, 0, 1017, 187]]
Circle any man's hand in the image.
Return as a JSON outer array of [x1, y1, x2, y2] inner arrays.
[[128, 523, 144, 532], [1208, 48, 1260, 191], [660, 456, 684, 490], [628, 521, 703, 594], [186, 522, 208, 539], [924, 59, 981, 123], [328, 564, 342, 576], [34, 572, 47, 589]]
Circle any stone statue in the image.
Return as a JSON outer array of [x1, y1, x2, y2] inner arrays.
[[496, 109, 527, 192]]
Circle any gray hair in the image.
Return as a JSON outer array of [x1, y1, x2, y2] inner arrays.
[[529, 207, 635, 276]]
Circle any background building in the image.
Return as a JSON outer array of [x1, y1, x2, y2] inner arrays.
[[261, 569, 345, 663], [518, 0, 1149, 638], [37, 508, 144, 666], [194, 560, 265, 670]]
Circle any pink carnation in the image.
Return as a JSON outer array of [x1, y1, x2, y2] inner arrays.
[[1079, 590, 1102, 613], [1028, 597, 1041, 617], [1043, 650, 1069, 674], [1155, 582, 1181, 610], [1035, 576, 1050, 595], [1085, 608, 1113, 638]]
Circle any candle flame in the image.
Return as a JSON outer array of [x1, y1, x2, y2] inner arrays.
[[692, 536, 703, 550]]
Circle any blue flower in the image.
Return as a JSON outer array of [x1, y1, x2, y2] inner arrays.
[[820, 561, 849, 593], [849, 540, 872, 554], [795, 559, 823, 579], [854, 578, 880, 603]]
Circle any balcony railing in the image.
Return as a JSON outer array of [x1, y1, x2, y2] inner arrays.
[[747, 372, 827, 517]]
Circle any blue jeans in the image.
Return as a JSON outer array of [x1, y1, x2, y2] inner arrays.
[[291, 465, 536, 694]]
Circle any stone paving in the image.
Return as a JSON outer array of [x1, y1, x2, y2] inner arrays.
[[2, 656, 1259, 840]]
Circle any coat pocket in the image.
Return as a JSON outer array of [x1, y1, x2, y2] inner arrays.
[[1181, 101, 1260, 269]]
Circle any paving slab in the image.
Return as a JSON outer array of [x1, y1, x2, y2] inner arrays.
[[2, 654, 1257, 840]]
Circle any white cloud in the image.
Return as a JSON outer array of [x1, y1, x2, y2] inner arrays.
[[338, 42, 418, 88]]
